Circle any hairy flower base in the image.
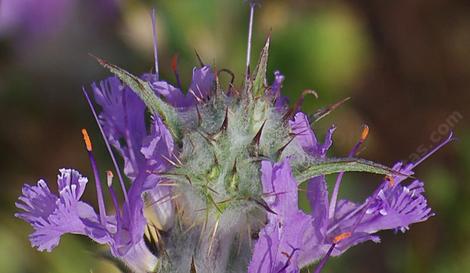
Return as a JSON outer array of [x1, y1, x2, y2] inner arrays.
[[15, 5, 452, 273]]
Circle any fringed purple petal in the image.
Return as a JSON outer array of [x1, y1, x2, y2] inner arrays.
[[15, 169, 103, 252], [354, 180, 434, 233]]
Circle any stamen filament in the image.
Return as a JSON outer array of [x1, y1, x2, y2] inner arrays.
[[313, 243, 335, 273], [329, 130, 453, 233], [328, 125, 369, 219], [151, 8, 159, 81], [413, 132, 454, 167], [82, 128, 107, 225], [107, 170, 122, 223], [83, 89, 129, 204], [245, 2, 255, 81], [314, 232, 351, 273]]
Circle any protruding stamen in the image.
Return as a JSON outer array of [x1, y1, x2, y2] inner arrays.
[[106, 170, 114, 188], [245, 2, 256, 81], [82, 128, 93, 152], [348, 124, 369, 157], [328, 125, 370, 219], [333, 232, 352, 244], [83, 89, 129, 204], [360, 125, 370, 142], [412, 132, 454, 167], [106, 170, 121, 222], [313, 244, 335, 273], [330, 133, 454, 234], [81, 128, 107, 225], [151, 8, 160, 80]]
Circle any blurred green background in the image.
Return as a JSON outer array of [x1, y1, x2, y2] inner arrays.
[[0, 0, 469, 272]]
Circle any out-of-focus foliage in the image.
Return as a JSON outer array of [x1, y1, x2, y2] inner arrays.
[[0, 0, 469, 272]]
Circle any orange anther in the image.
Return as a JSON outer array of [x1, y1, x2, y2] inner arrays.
[[333, 232, 352, 244], [81, 129, 93, 152], [106, 170, 114, 178], [385, 175, 395, 187], [360, 125, 369, 142]]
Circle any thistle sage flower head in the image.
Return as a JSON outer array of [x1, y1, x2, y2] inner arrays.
[[16, 4, 452, 273]]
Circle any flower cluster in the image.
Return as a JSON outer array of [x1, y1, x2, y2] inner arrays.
[[15, 4, 452, 273]]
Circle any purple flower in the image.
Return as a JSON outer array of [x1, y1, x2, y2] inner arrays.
[[249, 115, 452, 272], [15, 70, 181, 271], [15, 169, 98, 252], [14, 5, 452, 272], [17, 168, 157, 272], [93, 75, 176, 226], [248, 159, 309, 273]]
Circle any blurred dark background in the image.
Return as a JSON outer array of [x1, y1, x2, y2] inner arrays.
[[0, 0, 468, 272]]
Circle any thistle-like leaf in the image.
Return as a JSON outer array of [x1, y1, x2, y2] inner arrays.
[[294, 158, 402, 184], [94, 56, 181, 140], [252, 35, 270, 97]]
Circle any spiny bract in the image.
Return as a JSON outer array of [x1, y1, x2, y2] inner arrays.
[[92, 37, 391, 272]]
